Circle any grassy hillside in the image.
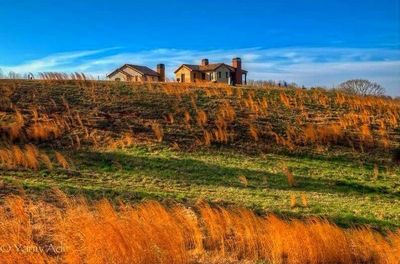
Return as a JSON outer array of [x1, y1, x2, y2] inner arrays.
[[0, 79, 399, 230]]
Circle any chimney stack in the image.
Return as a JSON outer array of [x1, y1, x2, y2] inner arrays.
[[201, 59, 209, 66], [232, 58, 242, 85], [157, 64, 165, 82]]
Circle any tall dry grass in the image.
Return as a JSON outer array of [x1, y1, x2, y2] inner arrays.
[[0, 194, 398, 264], [0, 144, 68, 170], [0, 110, 24, 141], [151, 122, 164, 142], [27, 121, 63, 141], [2, 80, 399, 153]]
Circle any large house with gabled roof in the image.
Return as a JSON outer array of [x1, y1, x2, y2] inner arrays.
[[107, 64, 165, 82], [174, 58, 247, 85]]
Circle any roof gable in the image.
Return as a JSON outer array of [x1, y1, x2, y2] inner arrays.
[[205, 63, 236, 72], [126, 64, 160, 76], [107, 64, 159, 78], [174, 64, 199, 73], [174, 62, 246, 73]]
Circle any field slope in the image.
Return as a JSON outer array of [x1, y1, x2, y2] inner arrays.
[[1, 79, 400, 263], [0, 79, 399, 231]]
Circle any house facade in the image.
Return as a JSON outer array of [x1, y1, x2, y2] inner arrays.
[[174, 58, 247, 85], [107, 64, 165, 82]]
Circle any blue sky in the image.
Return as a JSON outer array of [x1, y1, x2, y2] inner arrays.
[[0, 0, 399, 95]]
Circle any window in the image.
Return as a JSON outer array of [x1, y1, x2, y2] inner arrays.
[[202, 73, 206, 80], [226, 72, 229, 78], [218, 72, 221, 78], [115, 78, 121, 82]]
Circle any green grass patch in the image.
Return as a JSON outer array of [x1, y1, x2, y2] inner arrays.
[[2, 145, 399, 231]]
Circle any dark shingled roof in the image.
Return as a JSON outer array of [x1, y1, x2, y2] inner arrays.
[[174, 63, 247, 74], [126, 64, 160, 76], [107, 64, 160, 78]]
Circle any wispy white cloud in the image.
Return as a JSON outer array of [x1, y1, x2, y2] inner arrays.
[[1, 47, 399, 96], [249, 60, 400, 91], [0, 47, 120, 73]]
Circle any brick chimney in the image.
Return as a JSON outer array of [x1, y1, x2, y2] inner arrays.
[[201, 59, 209, 66], [157, 64, 165, 82], [232, 57, 242, 85]]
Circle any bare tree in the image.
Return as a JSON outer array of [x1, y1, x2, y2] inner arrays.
[[338, 79, 385, 96]]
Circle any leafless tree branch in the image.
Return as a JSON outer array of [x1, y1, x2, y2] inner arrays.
[[338, 79, 385, 96]]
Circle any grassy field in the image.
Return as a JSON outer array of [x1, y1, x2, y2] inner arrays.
[[1, 79, 399, 231], [0, 79, 400, 263], [2, 145, 399, 230]]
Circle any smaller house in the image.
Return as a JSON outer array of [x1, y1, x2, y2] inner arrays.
[[174, 58, 247, 85], [107, 64, 165, 82]]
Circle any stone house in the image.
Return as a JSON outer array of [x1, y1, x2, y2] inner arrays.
[[174, 58, 247, 85], [107, 64, 165, 82]]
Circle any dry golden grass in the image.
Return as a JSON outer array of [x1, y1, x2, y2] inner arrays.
[[0, 144, 68, 171], [24, 144, 40, 170], [301, 194, 309, 207], [55, 151, 69, 169], [280, 92, 291, 108], [40, 153, 53, 170], [151, 122, 164, 142], [283, 166, 296, 187], [1, 80, 399, 153], [184, 110, 191, 128], [290, 195, 297, 208], [0, 194, 398, 264], [196, 109, 208, 127], [238, 175, 248, 188], [249, 124, 259, 142], [0, 79, 399, 264], [0, 110, 24, 141], [27, 121, 63, 141], [165, 113, 175, 124], [374, 163, 379, 180], [203, 129, 212, 146]]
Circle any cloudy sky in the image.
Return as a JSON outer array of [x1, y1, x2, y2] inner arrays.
[[0, 0, 399, 95]]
